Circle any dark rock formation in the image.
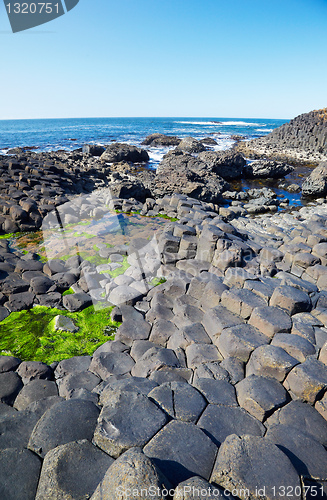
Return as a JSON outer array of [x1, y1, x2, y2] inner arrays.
[[302, 161, 327, 196], [243, 159, 294, 179], [175, 137, 206, 154], [197, 151, 246, 180], [100, 143, 149, 163], [141, 133, 181, 147]]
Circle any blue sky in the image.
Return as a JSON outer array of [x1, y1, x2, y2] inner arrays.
[[0, 0, 327, 119]]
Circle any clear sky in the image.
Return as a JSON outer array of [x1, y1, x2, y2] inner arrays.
[[0, 0, 327, 120]]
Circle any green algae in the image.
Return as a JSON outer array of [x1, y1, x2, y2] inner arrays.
[[0, 304, 120, 364]]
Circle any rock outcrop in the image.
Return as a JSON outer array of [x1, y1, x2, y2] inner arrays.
[[302, 161, 327, 197], [237, 108, 327, 164], [141, 133, 181, 147]]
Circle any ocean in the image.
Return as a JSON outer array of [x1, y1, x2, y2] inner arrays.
[[0, 116, 287, 169]]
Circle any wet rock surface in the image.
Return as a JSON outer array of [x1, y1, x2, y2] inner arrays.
[[2, 142, 327, 497]]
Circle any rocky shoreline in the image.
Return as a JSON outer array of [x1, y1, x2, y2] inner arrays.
[[1, 128, 327, 498]]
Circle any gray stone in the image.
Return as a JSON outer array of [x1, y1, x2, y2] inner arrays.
[[6, 291, 35, 312], [54, 314, 78, 333], [173, 476, 227, 500], [0, 371, 23, 405], [93, 390, 167, 458], [266, 424, 327, 478], [28, 399, 100, 458], [197, 404, 265, 446], [217, 324, 269, 362], [149, 319, 180, 346], [221, 288, 267, 319], [148, 382, 207, 422], [236, 375, 289, 421], [16, 361, 53, 384], [186, 343, 222, 369], [89, 351, 135, 379], [55, 356, 91, 379], [194, 378, 237, 406], [90, 447, 171, 500], [167, 323, 211, 351], [202, 305, 244, 343], [220, 357, 245, 384], [115, 318, 151, 346], [0, 448, 42, 500], [13, 379, 58, 411], [271, 333, 316, 362], [132, 347, 181, 378], [270, 285, 311, 315], [109, 285, 143, 306], [0, 402, 17, 420], [98, 377, 158, 404], [57, 371, 100, 398], [0, 355, 21, 373], [193, 362, 230, 384], [144, 420, 218, 486], [248, 306, 292, 338], [284, 357, 327, 403], [266, 400, 327, 446], [210, 434, 301, 500], [246, 345, 299, 381], [63, 292, 92, 312], [0, 306, 9, 321], [130, 340, 158, 361], [35, 439, 114, 500], [150, 367, 193, 385]]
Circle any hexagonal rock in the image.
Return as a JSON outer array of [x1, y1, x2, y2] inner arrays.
[[193, 362, 230, 385], [313, 242, 327, 265], [221, 288, 267, 319], [246, 345, 299, 382], [248, 306, 292, 339], [0, 371, 23, 405], [185, 344, 222, 369], [13, 379, 58, 411], [220, 357, 245, 385], [108, 285, 143, 306], [35, 439, 114, 500], [270, 285, 311, 315], [28, 399, 100, 458], [210, 434, 301, 500], [271, 333, 316, 363], [89, 351, 135, 379], [193, 379, 237, 406], [115, 317, 152, 346], [294, 252, 321, 269], [99, 377, 158, 405], [57, 371, 100, 398], [131, 347, 181, 378], [284, 358, 327, 403], [197, 404, 265, 446], [167, 323, 211, 351], [148, 382, 207, 422], [149, 319, 180, 346], [236, 375, 289, 421], [143, 420, 218, 486], [93, 390, 167, 458], [173, 476, 228, 500], [0, 448, 42, 500], [266, 400, 327, 446], [91, 448, 171, 500], [315, 393, 327, 421], [202, 305, 244, 343], [217, 324, 269, 362], [266, 424, 327, 478], [55, 356, 92, 379]]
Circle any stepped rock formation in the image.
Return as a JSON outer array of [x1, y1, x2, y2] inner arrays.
[[237, 108, 327, 164]]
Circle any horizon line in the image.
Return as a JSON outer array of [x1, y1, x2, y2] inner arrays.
[[0, 115, 291, 122]]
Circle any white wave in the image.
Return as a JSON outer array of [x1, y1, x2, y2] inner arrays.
[[219, 121, 261, 126], [174, 121, 219, 125], [256, 128, 273, 132]]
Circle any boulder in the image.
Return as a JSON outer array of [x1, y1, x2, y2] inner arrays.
[[198, 150, 246, 179], [243, 160, 293, 179], [100, 143, 149, 163], [35, 439, 114, 500], [91, 447, 171, 500], [93, 390, 167, 458], [210, 434, 301, 500], [144, 420, 217, 486], [302, 161, 327, 196], [142, 133, 181, 146], [176, 137, 206, 153], [0, 448, 42, 500]]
